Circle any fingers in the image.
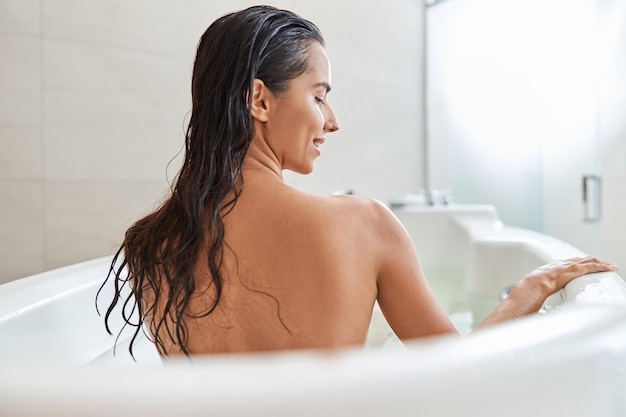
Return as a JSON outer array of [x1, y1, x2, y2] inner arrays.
[[566, 256, 619, 271], [538, 256, 619, 272], [526, 256, 619, 295]]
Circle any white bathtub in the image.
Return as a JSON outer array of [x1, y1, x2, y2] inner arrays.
[[392, 204, 626, 325], [1, 204, 625, 417]]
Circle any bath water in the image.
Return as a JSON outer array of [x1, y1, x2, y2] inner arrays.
[[365, 264, 501, 348], [422, 264, 501, 333]]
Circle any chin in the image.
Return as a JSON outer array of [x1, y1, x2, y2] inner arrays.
[[286, 161, 315, 175], [293, 167, 314, 175]]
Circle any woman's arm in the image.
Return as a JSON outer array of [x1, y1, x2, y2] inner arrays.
[[372, 202, 619, 339], [475, 257, 619, 329], [372, 202, 459, 339]]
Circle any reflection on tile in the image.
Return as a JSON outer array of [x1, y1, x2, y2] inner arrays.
[[0, 126, 42, 178], [44, 179, 170, 270], [0, 34, 41, 126], [0, 181, 44, 283], [0, 0, 40, 35]]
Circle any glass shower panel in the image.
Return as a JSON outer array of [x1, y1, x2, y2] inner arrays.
[[596, 0, 626, 268], [426, 0, 601, 252]]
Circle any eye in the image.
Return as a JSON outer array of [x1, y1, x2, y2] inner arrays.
[[315, 97, 325, 105]]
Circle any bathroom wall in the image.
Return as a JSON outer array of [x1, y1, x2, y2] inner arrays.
[[0, 0, 423, 282]]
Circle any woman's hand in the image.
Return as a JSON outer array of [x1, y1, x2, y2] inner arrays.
[[476, 256, 619, 330], [522, 256, 619, 295]]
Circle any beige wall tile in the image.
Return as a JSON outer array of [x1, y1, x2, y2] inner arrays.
[[44, 179, 170, 270], [0, 180, 44, 283], [0, 126, 42, 178], [0, 0, 40, 35], [44, 89, 185, 181], [42, 0, 216, 55], [43, 40, 188, 180], [42, 39, 192, 94], [321, 0, 421, 88], [0, 33, 41, 126]]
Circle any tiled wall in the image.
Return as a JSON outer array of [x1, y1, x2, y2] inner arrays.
[[0, 0, 423, 282]]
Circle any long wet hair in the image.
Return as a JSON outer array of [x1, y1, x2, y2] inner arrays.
[[98, 6, 324, 357]]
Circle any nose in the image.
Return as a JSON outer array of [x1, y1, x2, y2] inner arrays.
[[324, 104, 340, 133]]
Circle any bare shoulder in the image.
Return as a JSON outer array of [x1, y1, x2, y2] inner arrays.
[[297, 192, 397, 229], [247, 184, 408, 254], [289, 191, 408, 251]]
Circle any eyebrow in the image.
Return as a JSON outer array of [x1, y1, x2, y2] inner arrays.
[[314, 82, 332, 93]]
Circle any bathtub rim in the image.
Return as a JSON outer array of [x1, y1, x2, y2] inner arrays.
[[0, 304, 625, 417]]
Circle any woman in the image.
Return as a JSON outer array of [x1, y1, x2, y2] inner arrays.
[[100, 5, 618, 357]]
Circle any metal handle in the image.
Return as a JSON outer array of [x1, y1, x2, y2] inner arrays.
[[582, 175, 601, 223]]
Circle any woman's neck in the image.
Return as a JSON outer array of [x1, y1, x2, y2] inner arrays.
[[242, 136, 284, 183]]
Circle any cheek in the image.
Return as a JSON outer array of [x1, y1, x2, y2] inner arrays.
[[290, 103, 323, 133], [316, 106, 325, 125], [310, 104, 325, 128]]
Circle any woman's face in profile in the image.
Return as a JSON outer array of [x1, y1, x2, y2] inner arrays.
[[261, 42, 340, 174]]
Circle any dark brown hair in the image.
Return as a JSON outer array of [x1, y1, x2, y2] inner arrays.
[[97, 5, 324, 357]]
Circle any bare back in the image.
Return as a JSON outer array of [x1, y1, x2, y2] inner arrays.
[[149, 155, 463, 356], [166, 180, 381, 354]]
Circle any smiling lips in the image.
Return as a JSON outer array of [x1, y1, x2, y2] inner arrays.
[[313, 138, 325, 152]]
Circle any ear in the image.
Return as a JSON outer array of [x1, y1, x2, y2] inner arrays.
[[250, 78, 270, 123]]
